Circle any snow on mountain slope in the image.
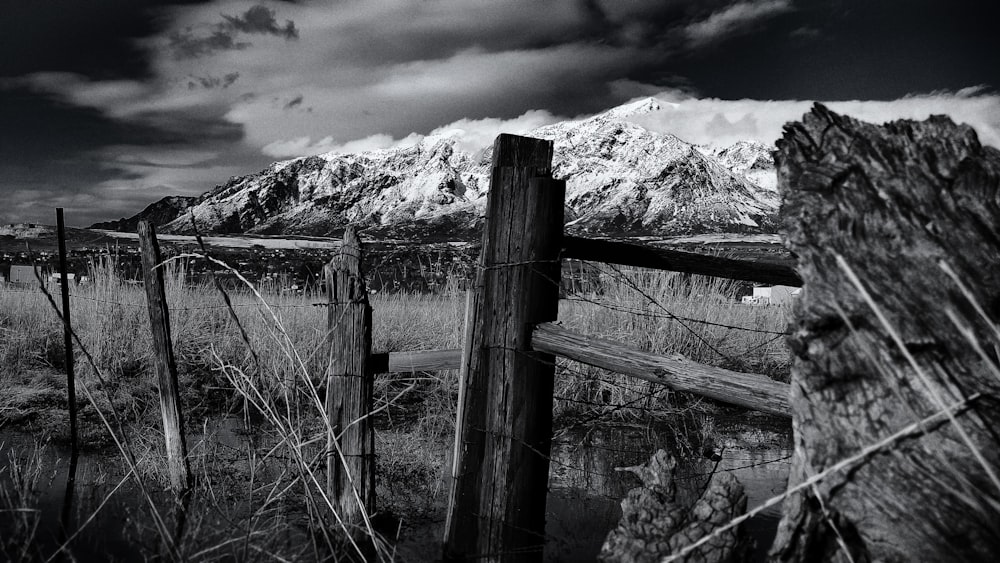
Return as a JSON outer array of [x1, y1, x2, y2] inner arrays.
[[165, 136, 488, 236], [102, 97, 779, 238], [528, 101, 777, 233], [708, 140, 777, 192]]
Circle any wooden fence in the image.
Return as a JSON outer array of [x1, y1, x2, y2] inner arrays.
[[48, 109, 999, 561], [350, 134, 793, 561], [122, 133, 795, 561]]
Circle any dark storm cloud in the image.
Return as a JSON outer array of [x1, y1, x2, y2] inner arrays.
[[3, 0, 1000, 226], [130, 110, 245, 144], [303, 1, 683, 69], [186, 72, 241, 89], [168, 28, 251, 59], [682, 0, 794, 48], [167, 3, 298, 59], [789, 26, 821, 39], [223, 4, 298, 39], [0, 0, 195, 78], [0, 67, 252, 226], [670, 0, 1000, 100]]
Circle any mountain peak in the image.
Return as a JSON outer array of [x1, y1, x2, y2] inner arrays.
[[602, 97, 665, 119], [93, 96, 779, 238]]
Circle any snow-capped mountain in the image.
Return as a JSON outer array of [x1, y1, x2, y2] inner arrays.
[[159, 137, 487, 237], [529, 99, 777, 233], [93, 98, 779, 238]]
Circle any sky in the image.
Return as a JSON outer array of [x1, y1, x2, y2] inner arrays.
[[2, 0, 999, 227]]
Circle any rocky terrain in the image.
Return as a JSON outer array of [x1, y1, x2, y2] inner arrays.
[[92, 98, 779, 239], [90, 196, 197, 232]]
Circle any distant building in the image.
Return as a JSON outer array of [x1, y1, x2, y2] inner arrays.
[[1, 264, 47, 286], [49, 272, 77, 285], [742, 285, 801, 306]]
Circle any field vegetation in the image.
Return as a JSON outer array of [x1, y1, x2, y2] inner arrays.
[[0, 253, 791, 561]]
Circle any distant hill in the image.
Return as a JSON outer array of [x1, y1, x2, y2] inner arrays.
[[91, 97, 779, 239], [90, 196, 198, 232]]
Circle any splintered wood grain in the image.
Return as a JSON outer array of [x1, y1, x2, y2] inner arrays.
[[138, 220, 191, 493], [530, 322, 790, 417], [444, 134, 563, 562], [326, 226, 375, 530], [770, 104, 1000, 562], [369, 348, 462, 373]]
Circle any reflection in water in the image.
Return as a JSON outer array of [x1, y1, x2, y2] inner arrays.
[[546, 421, 792, 563], [2, 418, 790, 562], [0, 433, 143, 561], [0, 419, 255, 561]]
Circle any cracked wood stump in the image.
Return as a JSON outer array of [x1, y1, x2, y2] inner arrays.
[[599, 450, 749, 563], [770, 104, 1000, 562]]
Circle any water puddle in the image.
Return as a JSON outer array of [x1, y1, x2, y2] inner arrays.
[[0, 432, 144, 561], [546, 418, 792, 562], [2, 415, 791, 561]]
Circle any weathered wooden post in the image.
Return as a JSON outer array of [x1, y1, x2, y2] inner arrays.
[[444, 134, 564, 562], [137, 220, 191, 493], [770, 105, 1000, 561], [325, 226, 375, 530]]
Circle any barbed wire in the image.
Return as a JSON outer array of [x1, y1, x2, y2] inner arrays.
[[6, 250, 795, 558], [561, 293, 790, 336], [6, 247, 792, 371], [2, 287, 333, 312], [476, 256, 789, 364]]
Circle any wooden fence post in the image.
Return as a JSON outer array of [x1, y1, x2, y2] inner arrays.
[[137, 220, 191, 493], [444, 134, 564, 562], [325, 226, 375, 530]]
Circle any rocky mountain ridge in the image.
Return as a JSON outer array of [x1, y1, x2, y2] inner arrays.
[[92, 98, 779, 238]]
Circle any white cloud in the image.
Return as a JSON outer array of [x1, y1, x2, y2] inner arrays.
[[10, 72, 153, 116], [424, 110, 563, 153], [262, 134, 402, 158], [101, 146, 219, 167], [92, 163, 248, 204], [261, 89, 1000, 164], [261, 109, 563, 158], [684, 0, 794, 47], [12, 1, 664, 161], [628, 90, 1000, 149], [9, 0, 999, 227]]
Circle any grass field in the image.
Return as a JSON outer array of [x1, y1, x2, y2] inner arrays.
[[0, 254, 792, 560]]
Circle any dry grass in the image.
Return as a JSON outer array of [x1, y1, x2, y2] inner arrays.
[[0, 255, 467, 430], [554, 263, 792, 421], [0, 252, 791, 561], [0, 442, 44, 561]]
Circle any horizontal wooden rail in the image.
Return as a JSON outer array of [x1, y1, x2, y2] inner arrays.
[[530, 322, 791, 417], [374, 325, 791, 417], [562, 235, 802, 287], [371, 349, 461, 373]]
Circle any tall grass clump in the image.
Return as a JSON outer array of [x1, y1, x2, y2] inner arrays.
[[554, 263, 792, 421], [1, 250, 471, 561], [1, 253, 467, 432], [1, 247, 795, 560], [0, 442, 45, 561]]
